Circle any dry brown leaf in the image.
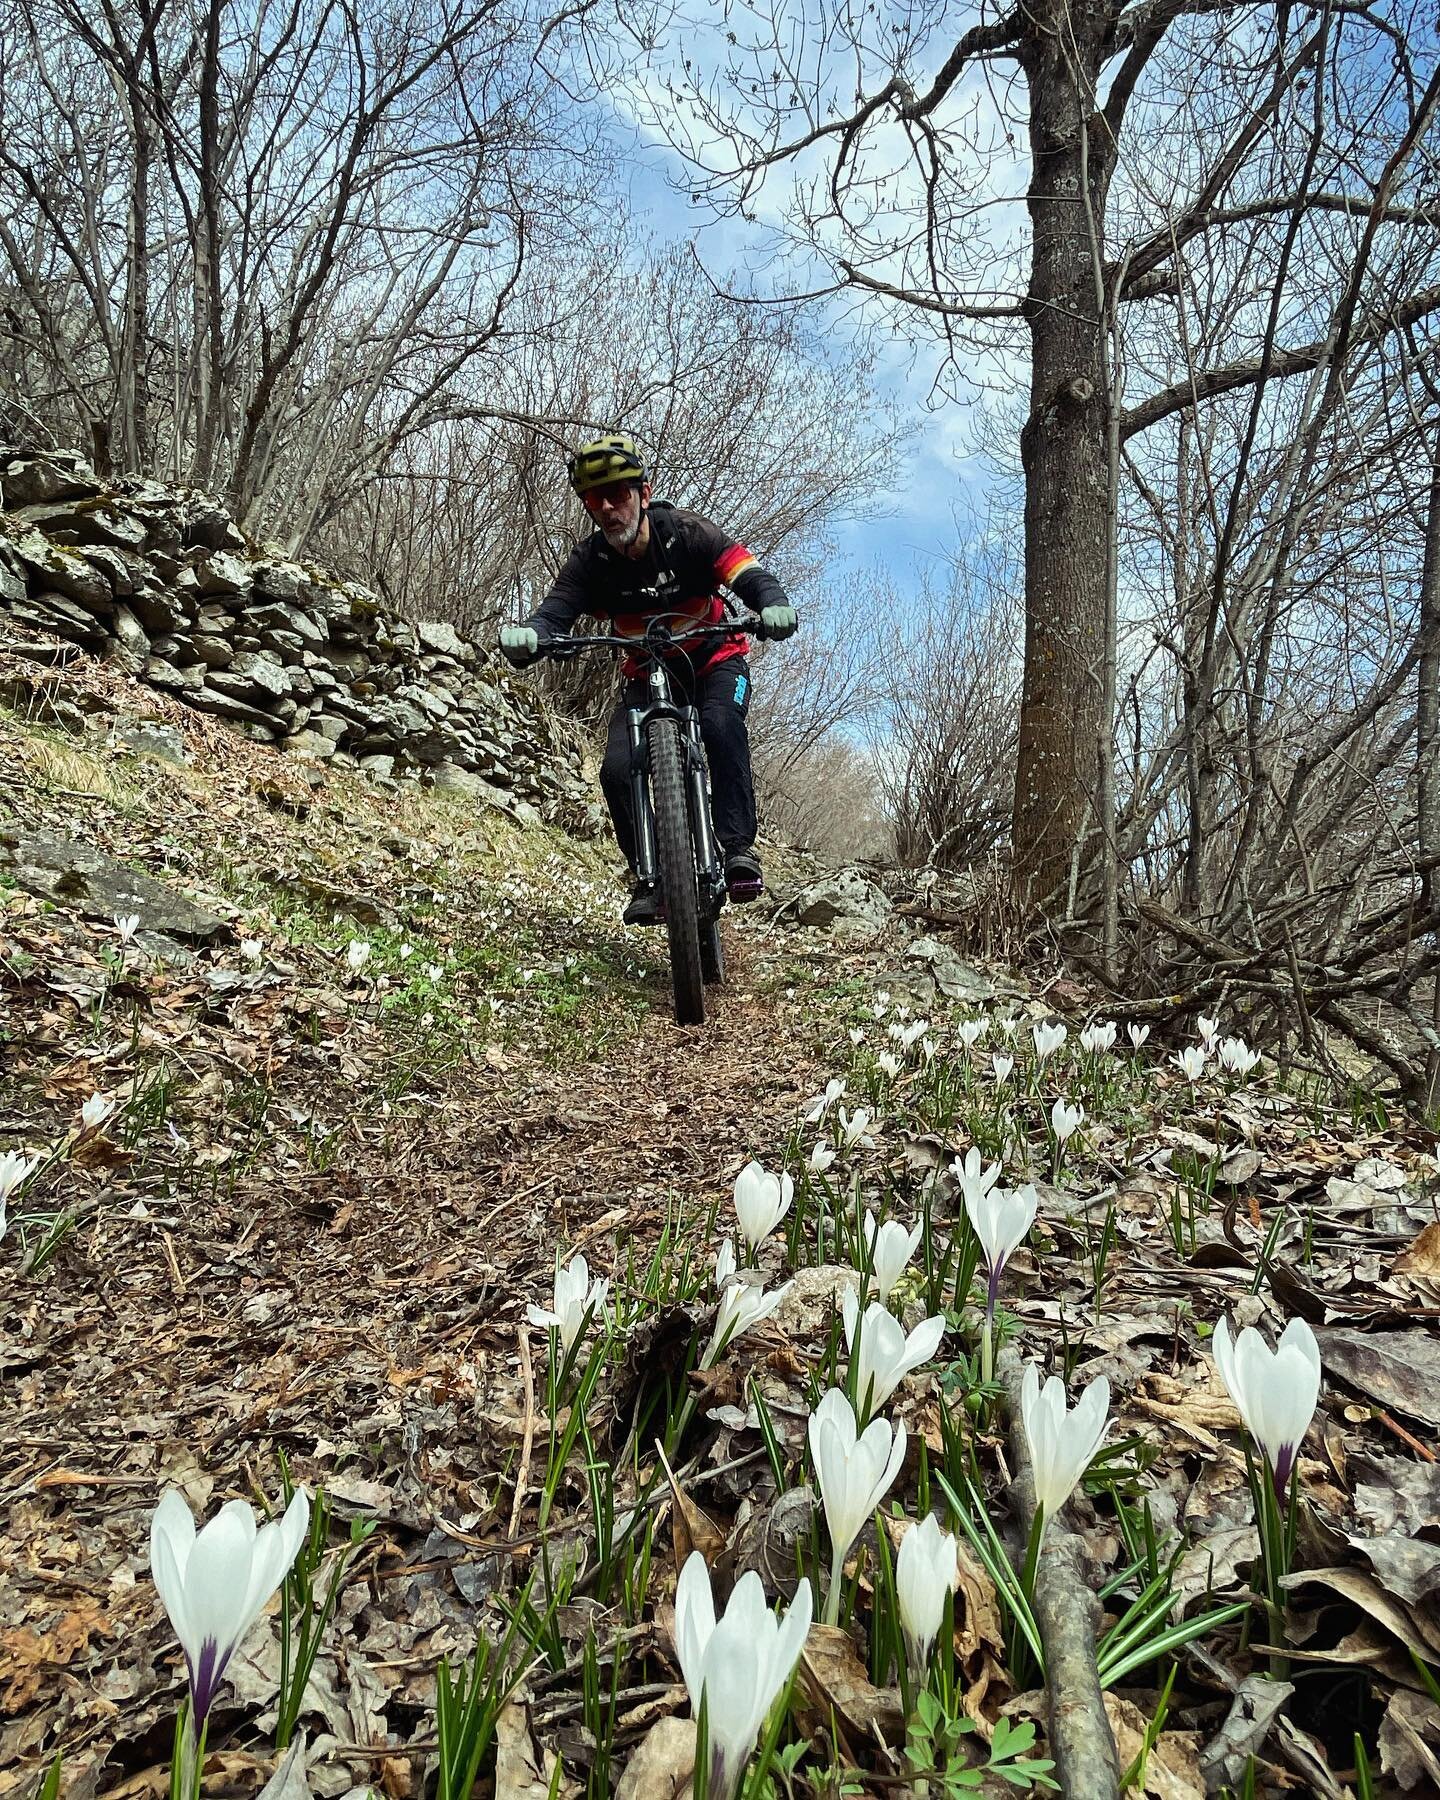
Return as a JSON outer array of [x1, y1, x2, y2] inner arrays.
[[1104, 1694, 1204, 1800], [798, 1622, 904, 1743], [615, 1717, 696, 1800]]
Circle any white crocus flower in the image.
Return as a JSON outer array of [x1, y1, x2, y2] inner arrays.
[[1020, 1363, 1112, 1522], [714, 1238, 737, 1291], [991, 1053, 1015, 1086], [847, 1028, 865, 1047], [702, 1278, 793, 1368], [424, 962, 444, 984], [398, 942, 415, 961], [862, 1212, 923, 1303], [808, 1139, 837, 1174], [1173, 1046, 1208, 1083], [1050, 1098, 1084, 1143], [808, 1387, 907, 1624], [877, 1051, 902, 1079], [345, 939, 371, 974], [1219, 1037, 1261, 1078], [1032, 1021, 1067, 1060], [150, 1487, 311, 1725], [838, 1107, 873, 1149], [1212, 1315, 1320, 1499], [673, 1551, 812, 1800], [239, 939, 263, 965], [1079, 1021, 1116, 1055], [1, 1150, 39, 1241], [920, 1037, 936, 1064], [896, 1514, 957, 1679], [734, 1161, 794, 1252], [79, 1092, 114, 1134], [841, 1288, 945, 1423], [966, 1183, 1039, 1323], [950, 1146, 1002, 1212], [1197, 1013, 1221, 1052], [803, 1078, 846, 1123], [526, 1251, 608, 1353], [115, 913, 141, 944], [1127, 1023, 1151, 1051], [958, 1018, 988, 1050], [900, 1019, 929, 1050]]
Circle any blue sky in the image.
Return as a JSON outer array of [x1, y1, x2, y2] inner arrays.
[[614, 125, 1007, 600]]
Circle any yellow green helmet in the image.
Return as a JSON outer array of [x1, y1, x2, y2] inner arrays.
[[567, 432, 648, 497]]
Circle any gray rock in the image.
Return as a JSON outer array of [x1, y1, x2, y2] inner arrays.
[[431, 762, 541, 825], [223, 651, 291, 699], [244, 600, 327, 646], [8, 590, 107, 645], [898, 937, 997, 1004], [359, 753, 395, 780], [128, 586, 192, 634], [0, 826, 231, 942], [195, 550, 253, 598], [145, 658, 206, 692], [311, 714, 349, 743], [76, 544, 143, 594], [111, 603, 151, 659], [0, 544, 28, 603], [190, 633, 234, 669], [10, 529, 113, 613], [115, 721, 189, 765], [285, 729, 338, 760], [415, 619, 467, 659], [178, 493, 245, 552], [1, 455, 100, 507], [187, 684, 282, 734], [794, 867, 892, 931], [21, 501, 152, 554], [251, 560, 306, 603], [259, 629, 306, 662]]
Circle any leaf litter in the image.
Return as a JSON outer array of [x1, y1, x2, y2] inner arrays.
[[3, 648, 1440, 1798]]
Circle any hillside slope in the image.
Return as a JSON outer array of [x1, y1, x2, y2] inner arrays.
[[4, 639, 1439, 1800]]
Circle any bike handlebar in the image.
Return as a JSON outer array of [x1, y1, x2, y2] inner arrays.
[[531, 600, 782, 663]]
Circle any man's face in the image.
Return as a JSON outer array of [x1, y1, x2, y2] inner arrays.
[[583, 478, 649, 551]]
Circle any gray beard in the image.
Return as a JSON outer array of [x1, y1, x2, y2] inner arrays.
[[602, 514, 642, 551]]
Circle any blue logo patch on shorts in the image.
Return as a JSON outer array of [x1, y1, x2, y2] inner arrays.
[[734, 674, 748, 705]]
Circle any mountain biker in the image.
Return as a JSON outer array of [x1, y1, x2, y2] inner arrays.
[[498, 433, 798, 926]]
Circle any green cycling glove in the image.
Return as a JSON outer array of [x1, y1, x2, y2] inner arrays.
[[758, 605, 798, 640], [499, 624, 540, 667]]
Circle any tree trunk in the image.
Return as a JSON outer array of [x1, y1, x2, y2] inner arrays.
[[1012, 11, 1115, 912], [1417, 433, 1440, 1117]]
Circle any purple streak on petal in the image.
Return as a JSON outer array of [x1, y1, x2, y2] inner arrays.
[[1271, 1442, 1295, 1500], [985, 1260, 1003, 1322], [190, 1638, 223, 1725]]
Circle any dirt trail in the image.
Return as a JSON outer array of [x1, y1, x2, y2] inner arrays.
[[1, 655, 840, 1794]]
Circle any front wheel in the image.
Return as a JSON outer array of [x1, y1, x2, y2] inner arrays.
[[701, 919, 725, 985], [649, 719, 705, 1025]]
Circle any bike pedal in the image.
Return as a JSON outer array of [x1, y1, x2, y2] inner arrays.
[[727, 877, 764, 904]]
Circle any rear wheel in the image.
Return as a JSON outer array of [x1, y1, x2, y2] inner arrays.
[[649, 720, 705, 1025]]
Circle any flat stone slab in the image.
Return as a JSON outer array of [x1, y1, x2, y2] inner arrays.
[[0, 827, 232, 942]]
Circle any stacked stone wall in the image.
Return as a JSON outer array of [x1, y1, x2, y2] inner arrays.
[[0, 446, 595, 829]]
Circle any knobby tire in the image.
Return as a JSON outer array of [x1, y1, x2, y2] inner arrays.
[[649, 719, 705, 1025]]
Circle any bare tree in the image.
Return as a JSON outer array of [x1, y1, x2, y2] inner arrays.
[[0, 0, 582, 536], [636, 0, 1440, 919]]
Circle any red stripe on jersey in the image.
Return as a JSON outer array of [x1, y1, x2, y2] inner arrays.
[[715, 544, 757, 584]]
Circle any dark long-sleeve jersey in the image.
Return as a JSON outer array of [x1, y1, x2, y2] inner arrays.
[[526, 501, 790, 676]]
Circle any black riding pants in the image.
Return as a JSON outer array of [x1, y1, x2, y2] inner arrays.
[[599, 655, 757, 871]]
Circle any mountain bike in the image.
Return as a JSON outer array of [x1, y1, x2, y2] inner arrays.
[[537, 602, 776, 1027]]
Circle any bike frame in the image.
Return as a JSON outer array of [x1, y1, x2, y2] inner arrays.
[[627, 658, 727, 921], [536, 603, 750, 919]]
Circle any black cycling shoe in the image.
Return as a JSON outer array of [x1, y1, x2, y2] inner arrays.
[[725, 847, 765, 903], [622, 880, 664, 926]]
